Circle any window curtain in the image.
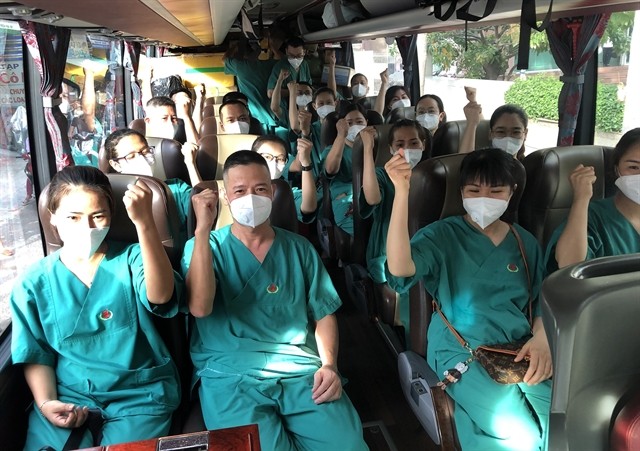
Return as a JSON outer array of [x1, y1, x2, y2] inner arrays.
[[546, 14, 610, 146], [102, 39, 126, 136], [19, 21, 72, 170], [123, 41, 144, 120]]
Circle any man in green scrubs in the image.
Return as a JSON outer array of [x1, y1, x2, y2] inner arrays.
[[181, 150, 368, 451]]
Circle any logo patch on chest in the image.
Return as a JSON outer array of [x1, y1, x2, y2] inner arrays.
[[507, 263, 519, 273], [99, 309, 113, 321], [266, 283, 279, 294]]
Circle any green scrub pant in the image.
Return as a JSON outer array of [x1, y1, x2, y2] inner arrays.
[[200, 373, 369, 451], [440, 354, 551, 451], [24, 407, 172, 450]]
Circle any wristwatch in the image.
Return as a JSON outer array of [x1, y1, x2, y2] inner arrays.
[[301, 163, 313, 171]]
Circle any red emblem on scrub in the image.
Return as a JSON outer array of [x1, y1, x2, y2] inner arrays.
[[99, 309, 113, 320], [266, 283, 279, 294], [507, 263, 519, 273]]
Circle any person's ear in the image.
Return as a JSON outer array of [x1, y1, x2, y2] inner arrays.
[[49, 211, 58, 227], [220, 187, 229, 206], [108, 159, 122, 173], [144, 117, 151, 124], [523, 128, 528, 141]]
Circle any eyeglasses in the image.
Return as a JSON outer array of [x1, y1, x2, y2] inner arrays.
[[112, 146, 154, 163], [259, 153, 288, 165]]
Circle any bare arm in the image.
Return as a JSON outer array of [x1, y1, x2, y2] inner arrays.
[[326, 50, 337, 96], [555, 165, 596, 268], [186, 189, 218, 317], [516, 317, 553, 385], [324, 118, 349, 175], [385, 151, 416, 277], [80, 65, 96, 132], [360, 127, 381, 205], [312, 314, 342, 404], [288, 81, 300, 132], [124, 180, 175, 303], [175, 94, 200, 143], [459, 87, 482, 154], [270, 69, 288, 120], [192, 84, 205, 132], [373, 69, 389, 116], [297, 138, 317, 214], [182, 142, 202, 186]]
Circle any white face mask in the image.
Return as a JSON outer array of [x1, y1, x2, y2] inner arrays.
[[616, 174, 640, 205], [57, 225, 110, 260], [224, 120, 251, 135], [492, 137, 523, 156], [402, 149, 423, 169], [288, 57, 304, 70], [267, 160, 284, 179], [352, 84, 367, 98], [296, 94, 313, 107], [229, 194, 272, 228], [73, 108, 84, 118], [316, 104, 336, 120], [462, 197, 509, 229], [391, 98, 411, 111], [146, 122, 179, 140], [346, 124, 366, 142], [59, 101, 69, 114], [416, 113, 440, 132]]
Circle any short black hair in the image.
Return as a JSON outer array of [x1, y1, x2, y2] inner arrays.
[[490, 104, 528, 129], [313, 87, 336, 103], [459, 148, 518, 190], [285, 37, 305, 49], [222, 91, 249, 105], [613, 127, 640, 167], [223, 150, 270, 179], [104, 128, 147, 160], [388, 119, 428, 147], [251, 135, 289, 155], [350, 73, 368, 85], [146, 96, 176, 110], [48, 165, 115, 216], [297, 81, 314, 92], [219, 99, 250, 118]]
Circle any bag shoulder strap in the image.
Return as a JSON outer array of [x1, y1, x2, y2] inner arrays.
[[508, 224, 533, 327]]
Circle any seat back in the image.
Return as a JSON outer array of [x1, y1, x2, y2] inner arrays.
[[407, 153, 526, 355], [128, 118, 187, 144], [99, 138, 191, 187], [199, 116, 218, 137], [542, 254, 640, 451], [129, 118, 146, 134], [431, 119, 491, 158], [385, 106, 416, 124], [187, 179, 298, 236], [195, 134, 260, 181], [202, 105, 216, 119], [519, 145, 616, 247], [203, 97, 216, 107], [249, 117, 266, 135], [611, 388, 640, 451]]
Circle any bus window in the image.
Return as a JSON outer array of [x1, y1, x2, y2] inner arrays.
[[594, 9, 639, 146], [351, 38, 396, 96], [64, 32, 124, 167], [0, 19, 43, 335]]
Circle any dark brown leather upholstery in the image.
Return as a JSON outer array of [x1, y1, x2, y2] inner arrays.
[[384, 106, 416, 124], [432, 119, 491, 157], [519, 145, 616, 247], [611, 388, 640, 451], [202, 105, 216, 119], [129, 118, 146, 134], [99, 137, 191, 186], [199, 116, 218, 137], [187, 179, 298, 237], [249, 117, 266, 135], [203, 97, 216, 107], [195, 134, 260, 181]]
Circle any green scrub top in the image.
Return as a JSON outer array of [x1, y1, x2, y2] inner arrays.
[[11, 241, 183, 416], [321, 144, 354, 236], [181, 226, 342, 381], [224, 57, 278, 128], [544, 196, 640, 274], [358, 168, 395, 284], [386, 216, 544, 357]]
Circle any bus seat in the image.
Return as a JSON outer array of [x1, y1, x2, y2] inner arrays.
[[541, 254, 640, 451], [385, 106, 415, 124], [38, 173, 190, 433], [366, 109, 384, 126], [199, 116, 218, 138], [519, 145, 616, 247], [397, 154, 524, 447], [129, 118, 146, 134], [611, 388, 640, 451], [202, 105, 216, 119], [98, 137, 191, 187], [195, 134, 260, 181], [203, 97, 216, 107], [431, 119, 491, 158], [186, 179, 298, 237], [249, 117, 266, 135]]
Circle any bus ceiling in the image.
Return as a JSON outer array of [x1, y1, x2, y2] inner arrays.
[[2, 0, 640, 49]]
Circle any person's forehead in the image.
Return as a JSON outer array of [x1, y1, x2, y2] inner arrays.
[[352, 75, 367, 84], [226, 163, 271, 184], [258, 142, 287, 156], [222, 104, 248, 116], [148, 105, 176, 116], [346, 111, 365, 121], [56, 187, 109, 211], [115, 134, 145, 151], [494, 113, 525, 129], [393, 127, 420, 141], [392, 90, 408, 98], [315, 92, 334, 102], [417, 97, 439, 110]]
